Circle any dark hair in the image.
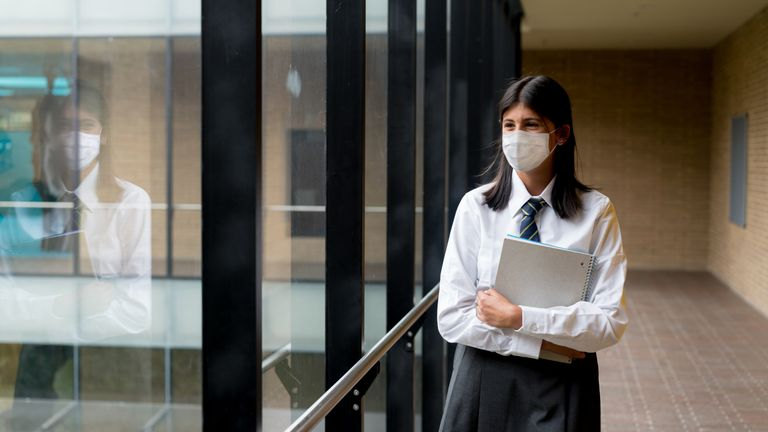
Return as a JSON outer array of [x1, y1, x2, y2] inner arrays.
[[76, 82, 121, 202], [482, 75, 591, 219], [31, 81, 120, 202]]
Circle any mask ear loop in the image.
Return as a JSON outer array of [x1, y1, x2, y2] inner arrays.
[[548, 125, 569, 145]]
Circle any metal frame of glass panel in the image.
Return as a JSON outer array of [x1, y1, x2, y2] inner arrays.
[[325, 0, 367, 429], [422, 0, 449, 429], [201, 0, 262, 429], [386, 0, 418, 431]]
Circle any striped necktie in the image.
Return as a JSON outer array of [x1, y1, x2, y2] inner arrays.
[[519, 197, 546, 242]]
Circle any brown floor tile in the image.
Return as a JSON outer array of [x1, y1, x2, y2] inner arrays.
[[600, 271, 768, 431]]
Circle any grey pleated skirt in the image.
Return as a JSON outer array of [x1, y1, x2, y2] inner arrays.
[[439, 344, 600, 432]]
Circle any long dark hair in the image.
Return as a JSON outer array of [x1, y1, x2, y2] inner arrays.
[[75, 83, 121, 202], [32, 81, 120, 202], [483, 75, 591, 219]]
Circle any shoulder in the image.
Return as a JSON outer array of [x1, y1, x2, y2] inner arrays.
[[578, 189, 618, 223], [114, 177, 151, 208], [460, 183, 494, 210], [452, 184, 496, 229]]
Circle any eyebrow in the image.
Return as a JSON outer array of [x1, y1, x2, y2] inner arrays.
[[502, 117, 542, 123]]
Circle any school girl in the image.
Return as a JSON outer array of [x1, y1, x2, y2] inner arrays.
[[437, 75, 628, 431]]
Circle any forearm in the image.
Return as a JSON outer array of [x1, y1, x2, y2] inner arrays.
[[518, 302, 627, 352], [438, 293, 542, 358]]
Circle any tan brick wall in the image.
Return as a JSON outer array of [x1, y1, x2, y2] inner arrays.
[[708, 6, 768, 315], [522, 50, 712, 270]]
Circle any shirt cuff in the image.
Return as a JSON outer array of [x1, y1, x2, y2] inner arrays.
[[499, 331, 542, 358], [500, 320, 542, 358], [518, 305, 549, 335]]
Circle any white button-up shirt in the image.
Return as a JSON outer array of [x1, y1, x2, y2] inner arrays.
[[437, 169, 628, 358], [0, 164, 152, 341]]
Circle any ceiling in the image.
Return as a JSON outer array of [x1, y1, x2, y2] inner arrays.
[[521, 0, 768, 49]]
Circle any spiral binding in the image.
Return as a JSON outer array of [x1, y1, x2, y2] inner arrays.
[[581, 256, 597, 301]]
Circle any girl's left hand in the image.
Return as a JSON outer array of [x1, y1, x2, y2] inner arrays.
[[476, 288, 523, 330]]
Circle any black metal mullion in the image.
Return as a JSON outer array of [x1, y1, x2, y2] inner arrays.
[[201, 0, 261, 429], [387, 0, 417, 431], [493, 0, 524, 96], [325, 0, 366, 430], [466, 1, 495, 186], [445, 0, 470, 385], [422, 0, 448, 430], [447, 0, 469, 228]]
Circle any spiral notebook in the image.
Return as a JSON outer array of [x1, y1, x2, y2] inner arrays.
[[494, 235, 596, 308]]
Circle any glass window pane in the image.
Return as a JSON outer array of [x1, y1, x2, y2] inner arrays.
[[0, 2, 201, 430], [363, 0, 388, 428], [262, 0, 327, 429]]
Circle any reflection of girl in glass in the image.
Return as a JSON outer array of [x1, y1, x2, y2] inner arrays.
[[2, 82, 152, 336], [4, 82, 153, 429]]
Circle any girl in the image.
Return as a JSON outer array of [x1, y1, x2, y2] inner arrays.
[[437, 75, 627, 431]]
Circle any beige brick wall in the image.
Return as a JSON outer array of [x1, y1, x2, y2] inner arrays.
[[708, 6, 768, 315], [523, 50, 712, 270]]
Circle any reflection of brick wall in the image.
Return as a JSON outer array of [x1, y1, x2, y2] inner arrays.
[[523, 50, 712, 270], [79, 38, 170, 276], [170, 38, 202, 276], [262, 35, 425, 282], [709, 6, 768, 316], [262, 37, 326, 281], [77, 37, 203, 278]]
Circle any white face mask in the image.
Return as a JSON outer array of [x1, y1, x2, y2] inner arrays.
[[57, 131, 101, 170], [502, 130, 556, 172], [77, 132, 101, 169]]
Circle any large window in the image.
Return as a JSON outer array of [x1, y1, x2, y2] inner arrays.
[[0, 2, 202, 430]]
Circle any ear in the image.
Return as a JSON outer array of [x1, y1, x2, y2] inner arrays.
[[556, 124, 571, 145]]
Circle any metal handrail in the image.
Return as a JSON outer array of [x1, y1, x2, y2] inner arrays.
[[286, 284, 440, 432], [262, 343, 292, 373]]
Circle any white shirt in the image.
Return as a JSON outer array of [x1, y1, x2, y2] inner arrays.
[[0, 164, 152, 341], [75, 164, 153, 338], [437, 169, 628, 358]]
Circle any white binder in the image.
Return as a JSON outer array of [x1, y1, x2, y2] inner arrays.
[[495, 235, 596, 364], [494, 235, 596, 308]]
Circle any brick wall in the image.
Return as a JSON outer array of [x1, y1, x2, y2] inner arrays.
[[523, 50, 712, 270], [708, 6, 768, 315]]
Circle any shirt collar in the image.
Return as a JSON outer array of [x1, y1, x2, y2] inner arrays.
[[73, 163, 100, 212], [510, 169, 556, 215]]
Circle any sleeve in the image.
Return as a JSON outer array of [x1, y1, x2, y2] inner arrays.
[[515, 198, 628, 353], [437, 193, 543, 358]]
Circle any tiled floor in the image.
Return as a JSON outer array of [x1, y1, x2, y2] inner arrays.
[[599, 271, 768, 431]]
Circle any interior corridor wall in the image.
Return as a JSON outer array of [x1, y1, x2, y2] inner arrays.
[[522, 50, 712, 270], [709, 5, 768, 316]]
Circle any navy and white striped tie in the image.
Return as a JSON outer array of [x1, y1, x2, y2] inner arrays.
[[519, 198, 546, 242]]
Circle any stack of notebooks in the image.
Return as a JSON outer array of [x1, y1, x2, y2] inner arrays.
[[494, 235, 596, 363]]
